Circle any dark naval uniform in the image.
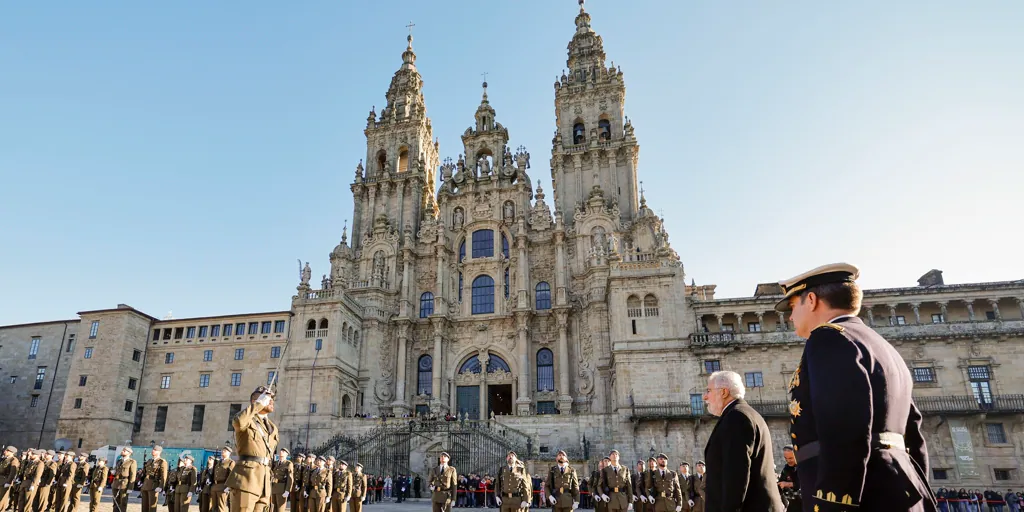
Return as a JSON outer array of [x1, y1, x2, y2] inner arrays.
[[778, 264, 936, 512]]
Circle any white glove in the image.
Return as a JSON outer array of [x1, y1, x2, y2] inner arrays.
[[3, 484, 9, 488], [304, 492, 309, 498], [206, 480, 212, 485], [549, 496, 556, 505], [647, 495, 654, 503], [572, 502, 579, 510], [639, 496, 647, 503], [187, 493, 193, 501], [631, 495, 637, 503], [628, 504, 633, 511], [283, 491, 289, 499], [63, 484, 68, 488], [255, 393, 272, 408], [327, 497, 331, 504], [687, 500, 694, 507], [601, 494, 609, 502], [29, 486, 35, 492], [495, 497, 502, 506], [521, 501, 530, 509], [345, 496, 350, 502], [223, 488, 230, 494], [156, 487, 163, 494], [674, 507, 680, 512], [362, 497, 366, 503]]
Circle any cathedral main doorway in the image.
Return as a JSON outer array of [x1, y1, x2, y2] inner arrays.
[[488, 384, 512, 416], [456, 385, 481, 419]]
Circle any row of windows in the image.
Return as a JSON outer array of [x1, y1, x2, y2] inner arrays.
[[159, 370, 278, 390], [142, 403, 248, 433], [572, 120, 613, 145], [153, 320, 286, 341], [414, 349, 556, 395], [457, 230, 510, 262], [419, 281, 553, 318], [162, 346, 280, 364]]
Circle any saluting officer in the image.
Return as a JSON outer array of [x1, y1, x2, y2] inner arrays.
[[211, 447, 234, 512], [175, 454, 198, 512], [141, 446, 169, 512], [598, 450, 632, 512], [778, 263, 936, 511], [330, 460, 351, 512], [224, 385, 279, 512], [69, 453, 90, 512], [88, 457, 109, 512], [547, 450, 580, 512], [271, 449, 293, 512], [111, 447, 137, 512], [428, 453, 457, 512], [494, 451, 530, 512], [0, 446, 20, 512]]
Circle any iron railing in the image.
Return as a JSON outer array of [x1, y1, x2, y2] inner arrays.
[[629, 400, 788, 420]]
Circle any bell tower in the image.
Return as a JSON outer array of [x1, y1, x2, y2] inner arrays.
[[351, 32, 440, 249], [550, 0, 639, 226]]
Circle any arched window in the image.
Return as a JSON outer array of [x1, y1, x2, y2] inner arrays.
[[598, 119, 611, 141], [306, 319, 316, 331], [472, 275, 495, 315], [342, 322, 348, 343], [420, 292, 435, 318], [319, 318, 329, 329], [459, 356, 482, 374], [644, 294, 660, 317], [536, 282, 552, 310], [417, 355, 433, 396], [537, 348, 554, 392], [573, 122, 586, 144], [353, 330, 360, 345], [459, 240, 466, 263], [341, 395, 352, 417], [376, 150, 388, 173], [348, 326, 354, 344], [472, 230, 494, 258], [504, 268, 510, 299], [501, 234, 509, 259], [459, 354, 511, 374], [398, 148, 409, 173], [458, 272, 464, 303], [627, 295, 642, 318]]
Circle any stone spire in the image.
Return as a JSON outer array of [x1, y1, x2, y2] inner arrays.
[[567, 0, 606, 71], [400, 34, 417, 72]]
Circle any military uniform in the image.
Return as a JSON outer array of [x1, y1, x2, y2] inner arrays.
[[111, 452, 137, 512], [289, 459, 305, 512], [211, 452, 235, 512], [175, 458, 198, 512], [676, 471, 694, 512], [141, 453, 169, 512], [0, 448, 20, 512], [329, 465, 350, 512], [546, 463, 580, 512], [17, 454, 44, 512], [34, 454, 58, 512], [645, 464, 681, 512], [199, 461, 215, 512], [348, 468, 367, 512], [777, 264, 936, 512], [494, 461, 529, 512], [778, 463, 800, 512], [270, 458, 293, 512], [53, 455, 76, 512], [88, 464, 109, 512], [69, 457, 89, 512], [165, 464, 180, 512], [427, 460, 457, 512], [225, 386, 280, 512], [598, 463, 632, 512], [305, 464, 331, 512], [632, 466, 647, 512]]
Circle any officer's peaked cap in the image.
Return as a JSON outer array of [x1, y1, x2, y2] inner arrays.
[[776, 263, 860, 312]]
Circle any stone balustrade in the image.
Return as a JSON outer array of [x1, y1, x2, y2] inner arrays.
[[689, 319, 1024, 347], [305, 328, 329, 339]]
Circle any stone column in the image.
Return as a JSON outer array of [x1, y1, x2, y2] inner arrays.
[[400, 252, 412, 318], [965, 299, 975, 321], [435, 245, 446, 312], [515, 313, 532, 415], [734, 312, 744, 332], [366, 185, 378, 231], [394, 327, 409, 411], [554, 221, 568, 306], [988, 299, 1002, 321], [556, 310, 572, 414], [431, 329, 443, 410], [479, 350, 488, 420], [715, 314, 724, 331], [396, 180, 406, 238], [1017, 298, 1024, 320], [911, 303, 921, 325], [864, 306, 875, 327], [351, 186, 364, 248], [755, 312, 765, 331], [888, 305, 898, 326], [518, 222, 530, 307], [937, 302, 948, 323], [776, 311, 787, 331]]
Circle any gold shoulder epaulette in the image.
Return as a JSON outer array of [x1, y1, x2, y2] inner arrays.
[[813, 323, 845, 333]]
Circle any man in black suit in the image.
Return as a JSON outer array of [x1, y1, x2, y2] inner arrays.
[[702, 370, 784, 512], [778, 263, 937, 512]]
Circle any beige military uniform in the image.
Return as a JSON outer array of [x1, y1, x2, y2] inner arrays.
[[175, 466, 199, 512], [305, 468, 332, 512], [495, 463, 529, 512], [54, 458, 78, 512], [141, 457, 169, 512], [89, 465, 109, 512], [34, 458, 58, 512], [270, 460, 293, 512], [691, 475, 705, 512], [69, 461, 90, 512], [349, 472, 367, 512], [199, 465, 215, 512], [590, 470, 605, 512], [211, 459, 234, 512], [17, 457, 43, 512], [166, 466, 181, 512], [290, 463, 306, 512], [646, 469, 681, 512], [224, 400, 279, 512], [111, 456, 138, 512], [329, 467, 351, 512], [598, 465, 632, 512], [548, 464, 580, 512], [428, 464, 457, 512], [0, 453, 20, 512]]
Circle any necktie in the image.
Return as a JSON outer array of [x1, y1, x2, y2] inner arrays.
[[560, 467, 564, 474], [661, 471, 664, 477]]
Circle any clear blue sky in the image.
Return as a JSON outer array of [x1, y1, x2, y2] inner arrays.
[[2, 1, 1022, 325]]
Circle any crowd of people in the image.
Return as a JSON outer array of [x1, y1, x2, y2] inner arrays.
[[935, 489, 1023, 512]]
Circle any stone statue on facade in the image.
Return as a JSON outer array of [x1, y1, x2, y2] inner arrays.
[[479, 155, 491, 176], [503, 201, 515, 223], [453, 208, 465, 230], [300, 261, 312, 286]]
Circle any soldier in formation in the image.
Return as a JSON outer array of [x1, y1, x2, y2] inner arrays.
[[199, 456, 217, 512], [141, 445, 168, 512], [88, 457, 108, 512], [547, 450, 579, 512], [52, 451, 76, 512], [330, 460, 350, 512], [304, 457, 331, 512], [34, 451, 56, 512], [270, 449, 293, 512], [643, 454, 682, 512], [494, 451, 530, 512], [349, 464, 367, 512], [289, 455, 305, 512], [111, 447, 137, 512], [17, 449, 43, 512], [428, 453, 457, 512], [590, 458, 608, 512], [175, 454, 198, 512], [211, 447, 234, 512], [67, 453, 88, 512], [165, 457, 182, 512], [598, 450, 631, 512], [0, 446, 20, 512]]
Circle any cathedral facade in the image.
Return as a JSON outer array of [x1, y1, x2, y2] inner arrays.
[[2, 3, 1022, 487]]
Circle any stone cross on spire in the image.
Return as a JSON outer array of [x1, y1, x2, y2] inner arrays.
[[406, 21, 416, 37]]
